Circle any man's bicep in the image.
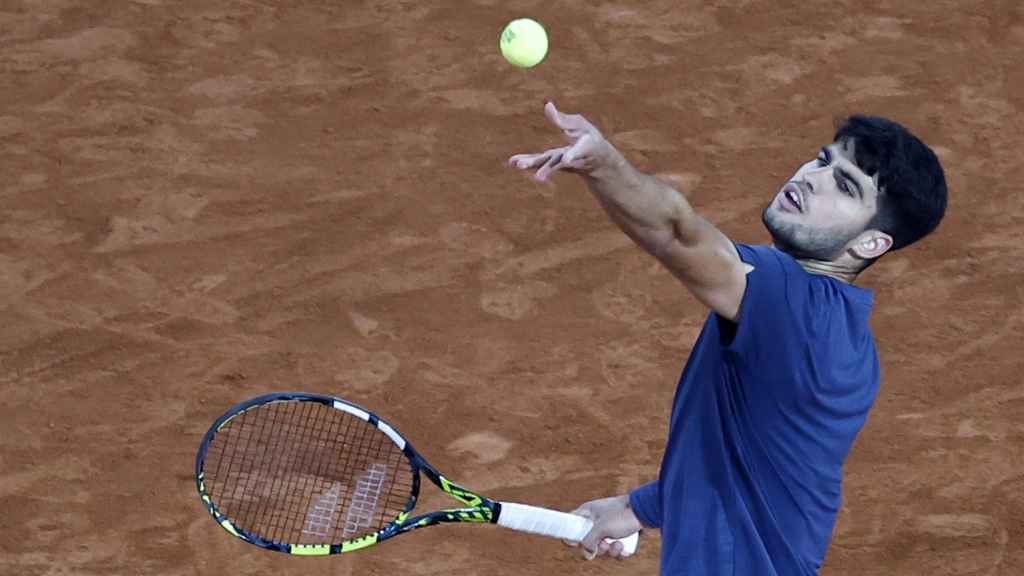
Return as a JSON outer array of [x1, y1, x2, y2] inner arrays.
[[656, 215, 752, 322]]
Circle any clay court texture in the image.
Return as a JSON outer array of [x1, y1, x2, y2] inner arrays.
[[1, 1, 1022, 575]]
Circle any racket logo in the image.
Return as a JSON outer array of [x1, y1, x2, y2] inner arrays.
[[302, 482, 344, 540], [343, 463, 389, 538]]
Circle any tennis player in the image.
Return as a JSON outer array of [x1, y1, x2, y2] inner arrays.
[[509, 102, 947, 574]]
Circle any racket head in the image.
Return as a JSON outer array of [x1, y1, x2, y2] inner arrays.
[[195, 392, 420, 555]]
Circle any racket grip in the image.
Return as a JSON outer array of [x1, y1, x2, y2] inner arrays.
[[496, 502, 639, 556]]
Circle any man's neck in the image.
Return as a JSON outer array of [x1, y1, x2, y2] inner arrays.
[[796, 258, 859, 284]]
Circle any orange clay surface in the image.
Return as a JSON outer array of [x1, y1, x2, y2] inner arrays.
[[1, 1, 1022, 575]]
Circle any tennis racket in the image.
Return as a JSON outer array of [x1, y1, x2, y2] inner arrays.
[[195, 392, 639, 556]]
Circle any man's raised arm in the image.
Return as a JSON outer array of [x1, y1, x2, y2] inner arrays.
[[509, 102, 751, 321]]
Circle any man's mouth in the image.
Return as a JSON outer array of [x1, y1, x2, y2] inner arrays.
[[782, 183, 803, 213]]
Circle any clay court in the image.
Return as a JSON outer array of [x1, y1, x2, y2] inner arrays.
[[2, 1, 1022, 575]]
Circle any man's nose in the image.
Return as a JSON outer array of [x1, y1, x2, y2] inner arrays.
[[804, 165, 831, 193]]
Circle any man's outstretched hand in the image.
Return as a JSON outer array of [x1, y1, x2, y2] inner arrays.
[[508, 101, 620, 181]]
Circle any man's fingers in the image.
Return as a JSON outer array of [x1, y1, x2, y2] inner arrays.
[[526, 140, 592, 180], [563, 139, 589, 166], [545, 100, 584, 130], [580, 527, 604, 560], [509, 145, 574, 171], [561, 146, 576, 166], [570, 506, 593, 519], [581, 537, 601, 562], [564, 507, 593, 547], [543, 101, 563, 129], [582, 538, 611, 561], [608, 540, 625, 559], [544, 101, 592, 138], [508, 152, 549, 170], [534, 151, 564, 181]]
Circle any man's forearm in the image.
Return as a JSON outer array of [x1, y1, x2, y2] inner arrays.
[[585, 145, 700, 255]]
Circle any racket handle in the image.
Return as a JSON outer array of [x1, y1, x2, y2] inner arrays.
[[496, 502, 639, 556]]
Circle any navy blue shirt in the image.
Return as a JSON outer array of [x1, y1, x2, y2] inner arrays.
[[630, 244, 880, 575]]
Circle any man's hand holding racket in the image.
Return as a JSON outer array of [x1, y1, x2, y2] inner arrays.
[[565, 495, 643, 561]]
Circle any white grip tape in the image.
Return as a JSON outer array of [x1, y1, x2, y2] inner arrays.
[[496, 502, 639, 556]]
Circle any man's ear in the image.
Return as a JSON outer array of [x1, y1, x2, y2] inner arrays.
[[850, 230, 894, 260]]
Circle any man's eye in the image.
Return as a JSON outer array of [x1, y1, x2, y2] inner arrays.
[[839, 179, 853, 195]]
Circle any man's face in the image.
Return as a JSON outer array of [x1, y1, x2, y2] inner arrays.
[[762, 138, 883, 261]]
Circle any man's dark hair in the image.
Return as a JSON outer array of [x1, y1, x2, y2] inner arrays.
[[833, 115, 948, 251]]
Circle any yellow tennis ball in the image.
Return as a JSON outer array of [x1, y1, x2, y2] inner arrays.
[[500, 18, 548, 69]]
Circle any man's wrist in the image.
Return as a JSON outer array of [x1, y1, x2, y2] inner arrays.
[[587, 140, 630, 182]]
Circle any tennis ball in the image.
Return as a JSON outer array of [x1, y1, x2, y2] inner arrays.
[[500, 18, 548, 68]]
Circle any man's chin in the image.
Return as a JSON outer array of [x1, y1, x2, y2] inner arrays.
[[762, 214, 829, 260], [761, 207, 789, 243]]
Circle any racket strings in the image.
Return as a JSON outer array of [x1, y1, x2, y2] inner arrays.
[[203, 400, 415, 546], [265, 400, 326, 542], [254, 401, 301, 539]]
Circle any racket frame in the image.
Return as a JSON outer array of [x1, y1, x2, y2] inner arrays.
[[195, 392, 504, 556]]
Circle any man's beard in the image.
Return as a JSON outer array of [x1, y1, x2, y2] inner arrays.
[[761, 206, 858, 261]]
